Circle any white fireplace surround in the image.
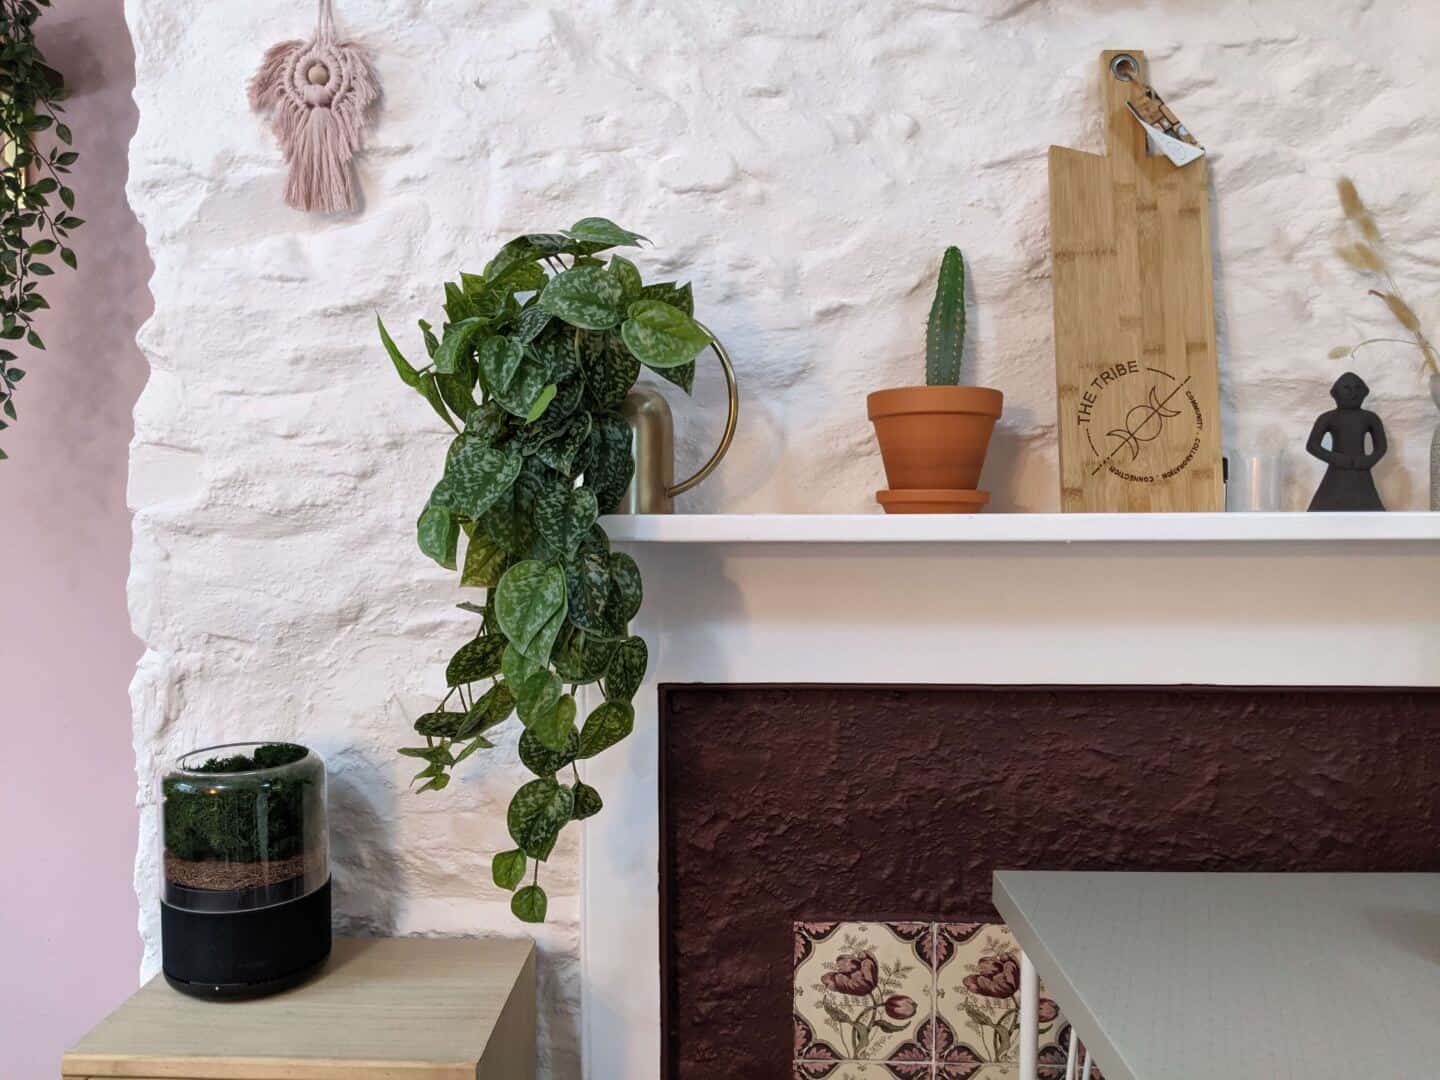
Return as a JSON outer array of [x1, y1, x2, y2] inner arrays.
[[579, 515, 1440, 1078]]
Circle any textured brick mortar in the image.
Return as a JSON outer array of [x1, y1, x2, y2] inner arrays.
[[124, 2, 1440, 1075]]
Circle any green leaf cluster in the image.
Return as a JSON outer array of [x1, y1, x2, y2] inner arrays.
[[382, 218, 708, 922], [1, 0, 82, 460]]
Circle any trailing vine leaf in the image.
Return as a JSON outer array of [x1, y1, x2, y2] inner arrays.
[[417, 503, 459, 569], [603, 636, 648, 702], [580, 331, 641, 410], [430, 442, 521, 519], [477, 334, 525, 392], [0, 0, 83, 457], [507, 778, 575, 860], [492, 849, 527, 891], [572, 781, 603, 820], [583, 413, 636, 514], [518, 727, 580, 777], [579, 700, 635, 758], [501, 642, 545, 688], [535, 412, 592, 477], [511, 884, 548, 923], [461, 534, 508, 587], [380, 317, 459, 432], [565, 217, 648, 248], [414, 711, 463, 738], [621, 300, 712, 370], [457, 681, 515, 738], [539, 266, 625, 330], [609, 254, 643, 302], [534, 484, 599, 562], [435, 317, 486, 374], [551, 625, 617, 685], [515, 669, 562, 728], [445, 635, 506, 686], [530, 693, 577, 753], [496, 561, 568, 663], [491, 351, 552, 418]]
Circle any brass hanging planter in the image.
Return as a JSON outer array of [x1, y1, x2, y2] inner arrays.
[[616, 325, 738, 514]]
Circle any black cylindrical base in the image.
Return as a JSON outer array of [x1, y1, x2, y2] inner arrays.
[[161, 877, 331, 1000]]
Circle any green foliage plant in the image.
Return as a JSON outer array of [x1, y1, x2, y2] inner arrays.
[[924, 246, 966, 386], [379, 217, 712, 922], [1, 0, 83, 458], [163, 743, 314, 864]]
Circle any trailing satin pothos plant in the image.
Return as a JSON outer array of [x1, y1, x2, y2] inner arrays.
[[1, 0, 83, 459], [379, 217, 710, 923]]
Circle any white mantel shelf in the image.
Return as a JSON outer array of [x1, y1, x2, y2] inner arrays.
[[601, 511, 1440, 544]]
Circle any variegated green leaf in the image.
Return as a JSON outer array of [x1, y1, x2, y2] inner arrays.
[[495, 561, 567, 663], [609, 254, 643, 302], [430, 443, 522, 519], [582, 413, 635, 515], [492, 848, 527, 891], [565, 217, 648, 248], [511, 884, 548, 922], [519, 726, 580, 777], [603, 635, 648, 702], [507, 778, 574, 861], [571, 781, 603, 820], [461, 534, 508, 587], [446, 634, 507, 686], [535, 484, 599, 562], [578, 700, 635, 758], [620, 300, 712, 369], [417, 503, 459, 569], [580, 332, 640, 410], [435, 317, 486, 374], [457, 681, 516, 738], [477, 335, 524, 392], [530, 693, 577, 753], [515, 669, 562, 728], [538, 267, 625, 330], [536, 412, 593, 477]]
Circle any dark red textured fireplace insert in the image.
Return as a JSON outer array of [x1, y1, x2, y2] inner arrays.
[[658, 683, 1440, 1078]]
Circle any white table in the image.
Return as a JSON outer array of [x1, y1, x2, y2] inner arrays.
[[993, 871, 1440, 1080]]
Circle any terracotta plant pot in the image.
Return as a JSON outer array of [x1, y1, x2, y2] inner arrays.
[[867, 386, 1003, 508], [876, 489, 990, 514]]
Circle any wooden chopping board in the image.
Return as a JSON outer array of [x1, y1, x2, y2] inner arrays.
[[1050, 50, 1223, 513]]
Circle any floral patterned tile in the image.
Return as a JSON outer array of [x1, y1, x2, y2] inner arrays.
[[794, 922, 935, 1071], [795, 921, 1101, 1080], [933, 922, 1102, 1080], [793, 1062, 936, 1079]]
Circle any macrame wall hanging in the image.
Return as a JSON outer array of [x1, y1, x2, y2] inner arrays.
[[248, 0, 378, 213]]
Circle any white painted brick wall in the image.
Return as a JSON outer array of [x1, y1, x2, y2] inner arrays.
[[125, 1, 1440, 1074]]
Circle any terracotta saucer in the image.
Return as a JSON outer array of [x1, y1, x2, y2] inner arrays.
[[876, 489, 990, 514]]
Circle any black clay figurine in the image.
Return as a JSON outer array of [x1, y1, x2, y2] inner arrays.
[[1306, 371, 1387, 511]]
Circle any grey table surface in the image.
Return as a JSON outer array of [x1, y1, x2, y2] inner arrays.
[[992, 871, 1440, 1080]]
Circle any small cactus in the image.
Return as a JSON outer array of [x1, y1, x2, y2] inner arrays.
[[925, 246, 966, 386]]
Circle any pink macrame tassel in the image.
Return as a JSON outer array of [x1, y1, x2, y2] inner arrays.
[[248, 0, 377, 213]]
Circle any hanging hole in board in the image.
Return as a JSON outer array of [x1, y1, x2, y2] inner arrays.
[[1110, 54, 1139, 82]]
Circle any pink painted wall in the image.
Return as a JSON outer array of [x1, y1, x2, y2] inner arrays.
[[0, 2, 149, 1076]]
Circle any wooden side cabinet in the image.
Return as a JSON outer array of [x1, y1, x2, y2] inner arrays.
[[62, 937, 536, 1080]]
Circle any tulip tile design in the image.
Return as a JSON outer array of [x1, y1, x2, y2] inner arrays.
[[793, 921, 935, 1076], [796, 922, 1101, 1080]]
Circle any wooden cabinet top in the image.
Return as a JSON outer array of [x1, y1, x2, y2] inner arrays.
[[62, 937, 536, 1080]]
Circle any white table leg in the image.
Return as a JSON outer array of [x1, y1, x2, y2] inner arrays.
[[1081, 1046, 1094, 1080], [1065, 1029, 1078, 1080], [1019, 948, 1038, 1080]]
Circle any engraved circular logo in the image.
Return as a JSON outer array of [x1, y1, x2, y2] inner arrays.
[[1076, 361, 1206, 483]]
